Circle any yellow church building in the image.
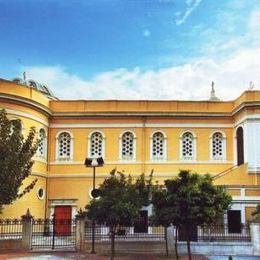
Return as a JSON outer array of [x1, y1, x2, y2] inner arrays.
[[0, 77, 259, 230]]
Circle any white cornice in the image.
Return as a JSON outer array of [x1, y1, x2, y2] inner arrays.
[[49, 160, 234, 165], [3, 108, 49, 126], [52, 112, 231, 118], [50, 123, 233, 129], [30, 171, 48, 177], [235, 114, 260, 127], [232, 101, 260, 116], [0, 93, 52, 116], [47, 172, 180, 178]]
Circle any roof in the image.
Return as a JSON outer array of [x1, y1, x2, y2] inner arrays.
[[11, 77, 57, 99]]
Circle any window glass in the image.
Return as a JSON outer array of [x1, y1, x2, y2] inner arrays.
[[122, 132, 134, 160], [58, 132, 71, 159], [152, 132, 164, 160], [182, 132, 194, 159], [90, 132, 103, 157]]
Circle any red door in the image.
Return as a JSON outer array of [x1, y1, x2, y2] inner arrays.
[[54, 206, 72, 236]]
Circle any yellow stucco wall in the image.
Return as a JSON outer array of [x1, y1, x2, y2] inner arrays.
[[0, 78, 260, 220]]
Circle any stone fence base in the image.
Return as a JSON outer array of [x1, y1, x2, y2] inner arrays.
[[85, 241, 254, 256], [0, 239, 22, 251], [177, 242, 253, 256]]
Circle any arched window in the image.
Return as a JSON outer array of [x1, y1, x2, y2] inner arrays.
[[181, 132, 195, 160], [236, 127, 244, 166], [151, 132, 166, 160], [90, 132, 103, 158], [121, 131, 135, 160], [37, 128, 47, 158], [57, 132, 72, 160], [211, 132, 226, 160]]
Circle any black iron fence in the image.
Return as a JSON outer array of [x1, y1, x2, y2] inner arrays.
[[0, 219, 22, 240], [31, 218, 76, 250], [198, 224, 251, 242], [85, 222, 165, 241], [0, 219, 252, 245], [85, 223, 251, 242]]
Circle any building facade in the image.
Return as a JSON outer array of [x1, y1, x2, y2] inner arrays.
[[0, 78, 259, 229]]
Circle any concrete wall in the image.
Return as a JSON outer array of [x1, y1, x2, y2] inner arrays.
[[84, 240, 253, 256]]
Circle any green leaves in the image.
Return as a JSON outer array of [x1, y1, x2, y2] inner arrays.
[[151, 170, 232, 227], [0, 109, 39, 211], [85, 169, 153, 228]]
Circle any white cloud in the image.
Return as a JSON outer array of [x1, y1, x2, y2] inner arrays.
[[176, 0, 202, 26], [248, 9, 260, 33], [22, 46, 260, 101]]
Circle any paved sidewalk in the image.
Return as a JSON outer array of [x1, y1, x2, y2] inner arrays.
[[0, 251, 209, 260]]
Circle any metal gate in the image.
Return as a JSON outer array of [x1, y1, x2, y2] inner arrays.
[[31, 219, 76, 250]]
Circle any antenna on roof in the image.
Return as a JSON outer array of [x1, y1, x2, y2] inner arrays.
[[249, 81, 254, 90]]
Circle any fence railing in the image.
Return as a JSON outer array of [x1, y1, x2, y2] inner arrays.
[[85, 222, 165, 241], [0, 219, 251, 243], [198, 224, 251, 242], [85, 223, 251, 242], [0, 219, 23, 240]]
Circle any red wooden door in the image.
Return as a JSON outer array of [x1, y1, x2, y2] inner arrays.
[[54, 206, 72, 236]]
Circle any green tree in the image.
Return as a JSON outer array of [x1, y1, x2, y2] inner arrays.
[[150, 186, 171, 257], [150, 181, 181, 259], [151, 170, 232, 260], [85, 169, 152, 260], [0, 109, 39, 213]]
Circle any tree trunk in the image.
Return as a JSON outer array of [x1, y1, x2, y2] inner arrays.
[[174, 226, 179, 260], [186, 226, 191, 260], [110, 228, 116, 260], [164, 226, 169, 256]]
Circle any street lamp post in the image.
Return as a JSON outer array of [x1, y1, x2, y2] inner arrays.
[[84, 157, 104, 254]]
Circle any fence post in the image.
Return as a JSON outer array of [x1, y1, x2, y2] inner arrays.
[[75, 213, 85, 251], [21, 209, 33, 251], [250, 222, 260, 255]]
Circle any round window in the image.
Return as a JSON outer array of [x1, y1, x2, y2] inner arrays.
[[37, 188, 45, 200]]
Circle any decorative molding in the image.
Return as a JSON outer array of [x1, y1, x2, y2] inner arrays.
[[232, 102, 260, 116], [3, 108, 49, 126], [235, 114, 260, 127], [30, 171, 48, 177], [0, 93, 52, 116], [49, 160, 234, 165], [49, 123, 234, 129], [47, 172, 180, 178]]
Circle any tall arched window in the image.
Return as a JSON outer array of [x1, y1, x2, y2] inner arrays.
[[181, 132, 195, 160], [151, 132, 166, 160], [90, 132, 104, 158], [57, 132, 72, 160], [236, 127, 244, 166], [121, 131, 135, 160], [37, 128, 47, 158], [211, 132, 226, 160]]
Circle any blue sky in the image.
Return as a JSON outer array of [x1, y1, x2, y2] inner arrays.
[[0, 0, 260, 100]]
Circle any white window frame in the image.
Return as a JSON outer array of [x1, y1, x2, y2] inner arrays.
[[179, 130, 197, 161], [55, 130, 74, 161], [37, 128, 47, 159], [210, 130, 227, 161], [87, 130, 105, 159], [150, 130, 167, 161], [119, 130, 136, 161]]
